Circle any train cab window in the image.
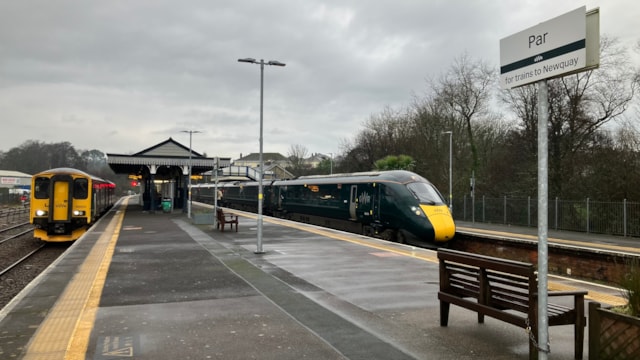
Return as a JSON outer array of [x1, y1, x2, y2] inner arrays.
[[406, 182, 445, 205], [34, 177, 50, 199], [383, 184, 395, 197], [74, 178, 89, 199]]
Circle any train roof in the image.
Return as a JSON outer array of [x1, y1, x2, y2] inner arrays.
[[32, 168, 114, 184], [192, 171, 434, 188], [278, 170, 431, 185]]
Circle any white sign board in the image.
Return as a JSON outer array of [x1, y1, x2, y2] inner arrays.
[[500, 7, 587, 89]]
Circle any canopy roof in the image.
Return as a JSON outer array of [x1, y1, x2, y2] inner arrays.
[[107, 138, 230, 178]]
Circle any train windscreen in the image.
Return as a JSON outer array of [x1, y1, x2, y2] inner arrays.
[[74, 178, 89, 199], [34, 177, 50, 199], [406, 182, 445, 205]]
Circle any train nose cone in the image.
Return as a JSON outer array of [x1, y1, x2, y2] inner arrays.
[[420, 205, 456, 242]]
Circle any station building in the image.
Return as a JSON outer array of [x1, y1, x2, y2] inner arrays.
[[0, 170, 31, 205], [107, 138, 230, 212]]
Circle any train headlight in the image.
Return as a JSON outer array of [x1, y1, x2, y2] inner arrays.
[[35, 209, 47, 216], [410, 206, 423, 216], [73, 210, 86, 216]]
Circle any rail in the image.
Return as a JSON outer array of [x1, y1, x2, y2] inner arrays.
[[0, 244, 45, 277], [0, 223, 33, 244], [454, 195, 640, 238]]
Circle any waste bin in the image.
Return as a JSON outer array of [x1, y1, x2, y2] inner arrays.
[[162, 198, 172, 213]]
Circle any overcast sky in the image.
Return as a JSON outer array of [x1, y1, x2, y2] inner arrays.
[[1, 1, 637, 160]]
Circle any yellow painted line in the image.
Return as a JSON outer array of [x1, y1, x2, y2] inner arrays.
[[236, 211, 627, 307], [23, 199, 127, 360], [548, 280, 627, 307]]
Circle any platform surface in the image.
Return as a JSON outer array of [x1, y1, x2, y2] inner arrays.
[[0, 197, 610, 359]]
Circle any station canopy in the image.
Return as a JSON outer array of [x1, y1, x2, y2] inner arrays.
[[107, 138, 230, 180]]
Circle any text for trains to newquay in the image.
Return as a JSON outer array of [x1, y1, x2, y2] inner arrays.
[[507, 56, 580, 84]]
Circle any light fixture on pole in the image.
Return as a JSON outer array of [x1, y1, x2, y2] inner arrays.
[[443, 131, 453, 213], [181, 130, 201, 219], [238, 57, 286, 254]]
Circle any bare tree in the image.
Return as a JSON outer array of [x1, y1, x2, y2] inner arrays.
[[502, 36, 639, 197], [339, 106, 414, 171], [287, 144, 309, 176], [434, 54, 496, 178]]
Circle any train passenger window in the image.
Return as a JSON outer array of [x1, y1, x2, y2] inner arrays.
[[34, 177, 50, 199], [74, 178, 89, 199], [406, 182, 445, 205]]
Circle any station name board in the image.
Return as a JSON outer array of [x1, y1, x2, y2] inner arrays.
[[499, 6, 599, 89]]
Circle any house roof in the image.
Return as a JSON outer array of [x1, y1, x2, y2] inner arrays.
[[236, 152, 287, 162]]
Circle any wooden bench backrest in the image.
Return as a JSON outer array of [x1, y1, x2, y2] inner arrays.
[[438, 249, 537, 323]]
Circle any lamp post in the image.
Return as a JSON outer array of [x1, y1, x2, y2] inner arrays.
[[181, 130, 201, 219], [443, 131, 453, 213], [238, 57, 286, 254], [328, 153, 333, 175]]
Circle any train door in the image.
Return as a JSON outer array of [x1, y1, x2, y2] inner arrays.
[[51, 175, 72, 222], [372, 183, 381, 222], [349, 185, 357, 220]]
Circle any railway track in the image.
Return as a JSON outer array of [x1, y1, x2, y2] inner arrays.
[[0, 221, 33, 244], [0, 223, 69, 310], [0, 244, 45, 277]]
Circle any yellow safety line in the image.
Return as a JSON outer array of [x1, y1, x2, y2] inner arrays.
[[238, 211, 627, 306], [22, 199, 127, 360]]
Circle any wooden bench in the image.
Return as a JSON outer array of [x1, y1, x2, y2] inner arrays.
[[437, 248, 587, 360], [216, 208, 238, 232]]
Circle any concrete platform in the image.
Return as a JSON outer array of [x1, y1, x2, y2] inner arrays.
[[0, 196, 615, 359]]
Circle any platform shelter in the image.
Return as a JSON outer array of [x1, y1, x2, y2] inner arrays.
[[107, 138, 230, 212]]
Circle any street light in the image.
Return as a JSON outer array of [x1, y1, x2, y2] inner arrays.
[[238, 57, 286, 254], [181, 130, 201, 219], [443, 131, 453, 213]]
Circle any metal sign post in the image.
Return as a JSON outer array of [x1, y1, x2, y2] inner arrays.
[[537, 79, 550, 358], [500, 7, 599, 359]]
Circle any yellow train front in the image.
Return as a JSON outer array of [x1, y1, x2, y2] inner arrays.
[[30, 168, 116, 242]]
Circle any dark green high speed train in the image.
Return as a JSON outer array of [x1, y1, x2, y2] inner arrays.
[[192, 170, 456, 246]]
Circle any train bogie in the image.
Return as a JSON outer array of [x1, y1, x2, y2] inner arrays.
[[30, 168, 116, 242]]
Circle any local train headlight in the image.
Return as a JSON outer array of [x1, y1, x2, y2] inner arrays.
[[410, 206, 423, 216], [73, 210, 86, 216], [35, 209, 47, 216]]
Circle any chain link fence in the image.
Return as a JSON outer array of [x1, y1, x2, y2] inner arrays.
[[454, 195, 640, 238]]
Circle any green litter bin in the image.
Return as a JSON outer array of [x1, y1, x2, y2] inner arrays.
[[162, 198, 172, 213]]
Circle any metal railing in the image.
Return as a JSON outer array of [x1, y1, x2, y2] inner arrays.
[[454, 195, 640, 238], [0, 206, 29, 225]]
